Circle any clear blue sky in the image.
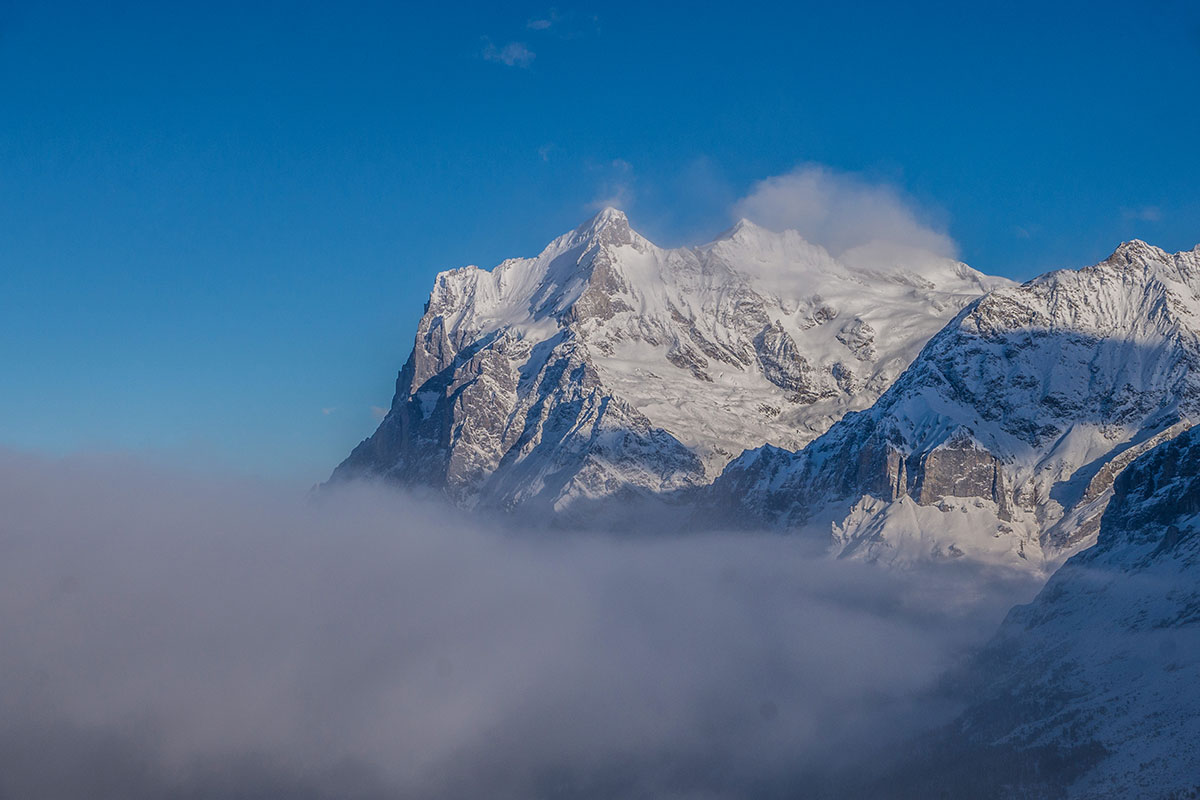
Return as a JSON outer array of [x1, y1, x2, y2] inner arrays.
[[2, 0, 1198, 482]]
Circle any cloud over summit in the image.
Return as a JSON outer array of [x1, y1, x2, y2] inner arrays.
[[734, 165, 957, 258]]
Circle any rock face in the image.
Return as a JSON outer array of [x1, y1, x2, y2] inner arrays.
[[911, 431, 1012, 518], [330, 208, 1005, 515], [873, 427, 1200, 798], [707, 240, 1200, 570]]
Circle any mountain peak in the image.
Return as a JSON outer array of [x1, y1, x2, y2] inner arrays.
[[590, 206, 627, 225], [1104, 238, 1170, 267], [730, 217, 764, 234], [710, 217, 771, 243], [579, 206, 629, 232], [569, 206, 636, 249], [335, 206, 1010, 517]]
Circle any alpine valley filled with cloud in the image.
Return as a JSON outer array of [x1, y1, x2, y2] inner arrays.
[[3, 3, 1199, 799], [313, 199, 1200, 797]]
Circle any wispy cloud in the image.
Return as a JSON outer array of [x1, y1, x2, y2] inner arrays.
[[588, 158, 634, 211], [370, 405, 388, 421], [525, 8, 598, 38], [526, 9, 559, 30], [733, 164, 957, 258], [1121, 205, 1162, 223], [482, 39, 535, 68]]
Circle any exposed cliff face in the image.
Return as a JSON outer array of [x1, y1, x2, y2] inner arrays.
[[709, 240, 1200, 570], [331, 208, 1005, 515], [871, 426, 1200, 798], [911, 431, 1012, 519]]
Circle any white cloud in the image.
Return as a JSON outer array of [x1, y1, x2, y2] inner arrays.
[[370, 405, 388, 421], [0, 448, 1037, 799], [1122, 205, 1162, 223], [482, 39, 535, 68], [588, 158, 634, 211], [733, 165, 957, 257]]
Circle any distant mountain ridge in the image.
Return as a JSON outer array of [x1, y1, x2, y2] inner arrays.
[[706, 239, 1200, 571], [330, 208, 1006, 515], [328, 219, 1200, 795]]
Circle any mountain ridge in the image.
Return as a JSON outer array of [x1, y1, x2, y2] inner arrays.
[[705, 237, 1200, 571], [330, 208, 1008, 515]]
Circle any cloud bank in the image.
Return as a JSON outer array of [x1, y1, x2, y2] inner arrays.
[[0, 450, 1038, 799], [733, 165, 957, 258]]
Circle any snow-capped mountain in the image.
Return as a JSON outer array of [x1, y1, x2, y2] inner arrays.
[[330, 208, 1005, 514], [708, 240, 1200, 571], [877, 426, 1200, 798]]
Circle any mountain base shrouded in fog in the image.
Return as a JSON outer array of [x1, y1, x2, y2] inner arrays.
[[334, 212, 1200, 581], [856, 425, 1200, 798]]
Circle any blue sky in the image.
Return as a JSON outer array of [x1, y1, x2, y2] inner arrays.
[[1, 0, 1198, 481]]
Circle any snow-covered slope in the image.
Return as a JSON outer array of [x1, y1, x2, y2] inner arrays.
[[330, 208, 1005, 514], [879, 426, 1200, 798], [708, 240, 1200, 570]]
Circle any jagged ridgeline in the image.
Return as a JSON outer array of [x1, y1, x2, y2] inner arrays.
[[330, 208, 1005, 515], [330, 208, 1200, 573], [709, 240, 1200, 571]]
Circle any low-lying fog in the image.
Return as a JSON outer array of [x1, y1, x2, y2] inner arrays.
[[0, 449, 1041, 799]]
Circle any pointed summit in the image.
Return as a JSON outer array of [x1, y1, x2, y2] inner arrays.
[[1096, 239, 1200, 283], [572, 206, 635, 248], [712, 218, 767, 242], [547, 207, 639, 254], [1099, 239, 1176, 273], [588, 206, 627, 226], [1104, 239, 1169, 267]]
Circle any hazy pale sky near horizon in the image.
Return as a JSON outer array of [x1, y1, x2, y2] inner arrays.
[[2, 0, 1198, 480]]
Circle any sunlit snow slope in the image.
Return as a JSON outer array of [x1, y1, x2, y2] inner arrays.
[[331, 208, 1005, 514], [709, 240, 1200, 571]]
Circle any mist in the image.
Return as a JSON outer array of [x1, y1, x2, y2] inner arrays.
[[733, 165, 957, 259], [0, 449, 1040, 799]]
